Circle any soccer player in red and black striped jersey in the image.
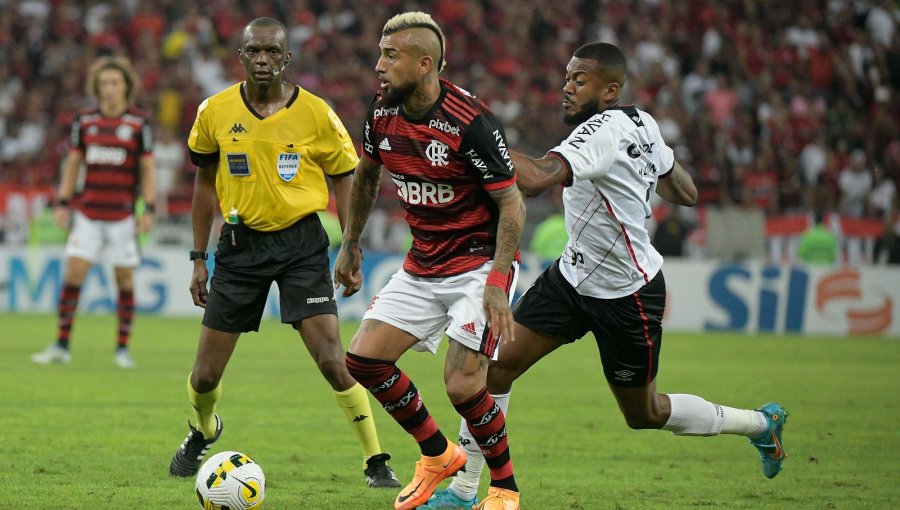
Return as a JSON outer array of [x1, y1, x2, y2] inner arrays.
[[334, 12, 525, 510], [31, 56, 155, 370]]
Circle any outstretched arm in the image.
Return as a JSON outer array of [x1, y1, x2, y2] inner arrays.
[[511, 150, 569, 197], [334, 157, 382, 297], [484, 185, 526, 344], [656, 161, 698, 207]]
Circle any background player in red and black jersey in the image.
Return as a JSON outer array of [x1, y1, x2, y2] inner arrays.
[[31, 56, 155, 369], [334, 12, 525, 510]]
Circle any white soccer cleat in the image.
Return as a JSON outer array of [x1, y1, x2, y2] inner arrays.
[[114, 348, 136, 369], [31, 343, 72, 365]]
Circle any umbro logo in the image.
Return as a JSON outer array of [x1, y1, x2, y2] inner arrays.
[[229, 123, 247, 134], [460, 322, 477, 335], [353, 414, 369, 423], [379, 138, 392, 151], [614, 369, 635, 381]]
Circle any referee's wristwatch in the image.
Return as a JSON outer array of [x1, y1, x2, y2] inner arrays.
[[189, 250, 208, 261]]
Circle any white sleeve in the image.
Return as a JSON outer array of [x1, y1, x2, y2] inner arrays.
[[646, 115, 675, 177], [549, 120, 618, 183]]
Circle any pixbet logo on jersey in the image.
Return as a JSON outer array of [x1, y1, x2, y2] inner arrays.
[[428, 119, 461, 136], [391, 173, 454, 205]]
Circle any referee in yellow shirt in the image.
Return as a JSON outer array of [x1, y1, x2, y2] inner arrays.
[[168, 17, 398, 488]]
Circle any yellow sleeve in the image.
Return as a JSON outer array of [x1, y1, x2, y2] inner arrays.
[[316, 107, 360, 175], [187, 98, 218, 155]]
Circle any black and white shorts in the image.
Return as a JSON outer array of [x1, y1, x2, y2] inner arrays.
[[513, 261, 666, 387]]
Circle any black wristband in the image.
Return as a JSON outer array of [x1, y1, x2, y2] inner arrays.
[[189, 250, 208, 261], [144, 203, 156, 214], [56, 198, 70, 207]]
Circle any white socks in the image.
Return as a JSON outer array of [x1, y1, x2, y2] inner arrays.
[[448, 392, 510, 501], [663, 393, 767, 438]]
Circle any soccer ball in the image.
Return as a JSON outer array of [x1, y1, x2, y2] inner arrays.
[[195, 451, 266, 510]]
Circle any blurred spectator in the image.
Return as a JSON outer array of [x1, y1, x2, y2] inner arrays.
[[797, 212, 838, 266], [838, 149, 873, 218]]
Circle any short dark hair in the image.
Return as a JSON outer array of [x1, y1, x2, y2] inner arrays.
[[573, 42, 627, 76], [243, 17, 289, 47]]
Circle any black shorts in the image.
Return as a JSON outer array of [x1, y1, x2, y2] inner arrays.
[[513, 261, 666, 387], [203, 213, 337, 333]]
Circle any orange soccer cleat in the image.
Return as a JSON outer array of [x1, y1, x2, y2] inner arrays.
[[473, 487, 520, 510], [394, 443, 467, 510]]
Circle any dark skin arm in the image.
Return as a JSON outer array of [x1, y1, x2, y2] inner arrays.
[[511, 150, 569, 197], [190, 163, 218, 307], [484, 184, 526, 344], [334, 157, 382, 296], [656, 160, 698, 207]]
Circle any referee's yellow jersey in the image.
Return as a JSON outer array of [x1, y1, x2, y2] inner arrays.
[[188, 82, 359, 231]]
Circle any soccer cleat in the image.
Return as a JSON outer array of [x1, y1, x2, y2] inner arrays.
[[168, 415, 223, 477], [421, 487, 479, 509], [31, 343, 72, 365], [750, 402, 789, 479], [394, 443, 467, 510], [474, 487, 520, 510], [114, 347, 136, 369], [365, 453, 400, 488]]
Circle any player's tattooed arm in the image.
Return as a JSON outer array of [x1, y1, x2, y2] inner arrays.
[[656, 160, 698, 207], [484, 184, 525, 343], [510, 150, 569, 197], [334, 157, 382, 296]]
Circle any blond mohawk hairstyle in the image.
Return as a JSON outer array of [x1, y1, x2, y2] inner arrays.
[[85, 56, 140, 105], [382, 11, 447, 72]]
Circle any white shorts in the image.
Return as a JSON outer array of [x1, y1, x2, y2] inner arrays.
[[364, 261, 519, 358], [65, 211, 140, 267]]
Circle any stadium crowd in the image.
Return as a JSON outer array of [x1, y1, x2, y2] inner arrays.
[[1, 0, 898, 256]]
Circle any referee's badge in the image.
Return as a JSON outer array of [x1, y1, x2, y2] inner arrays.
[[277, 152, 301, 181]]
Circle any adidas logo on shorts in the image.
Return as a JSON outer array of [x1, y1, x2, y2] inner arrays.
[[460, 322, 477, 335]]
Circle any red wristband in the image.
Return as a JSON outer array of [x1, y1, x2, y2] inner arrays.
[[486, 269, 509, 290]]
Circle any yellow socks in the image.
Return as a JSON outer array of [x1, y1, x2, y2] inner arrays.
[[188, 375, 221, 439], [334, 383, 382, 468]]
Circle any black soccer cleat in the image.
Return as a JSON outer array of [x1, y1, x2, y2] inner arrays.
[[365, 452, 400, 488], [168, 415, 223, 477]]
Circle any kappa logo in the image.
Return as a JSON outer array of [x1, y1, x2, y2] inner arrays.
[[379, 138, 392, 151], [306, 296, 331, 304], [425, 139, 449, 166], [460, 322, 477, 335], [352, 415, 369, 423], [229, 123, 247, 134]]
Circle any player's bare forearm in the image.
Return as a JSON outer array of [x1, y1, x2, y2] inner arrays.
[[330, 172, 354, 232], [511, 150, 568, 197], [656, 161, 697, 207], [139, 155, 156, 205], [57, 150, 82, 200], [341, 157, 382, 247], [488, 185, 526, 275], [191, 164, 218, 252]]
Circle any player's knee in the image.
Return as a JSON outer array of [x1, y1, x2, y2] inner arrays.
[[316, 356, 347, 383], [191, 369, 221, 393], [621, 407, 667, 430], [445, 375, 483, 404]]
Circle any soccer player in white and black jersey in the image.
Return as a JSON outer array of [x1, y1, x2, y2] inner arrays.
[[429, 43, 789, 509], [334, 12, 524, 510]]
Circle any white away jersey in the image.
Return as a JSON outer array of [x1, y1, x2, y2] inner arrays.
[[548, 105, 675, 299]]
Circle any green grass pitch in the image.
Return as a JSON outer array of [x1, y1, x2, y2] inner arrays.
[[3, 312, 899, 509]]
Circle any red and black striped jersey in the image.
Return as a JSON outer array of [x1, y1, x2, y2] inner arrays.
[[362, 79, 517, 277], [70, 107, 153, 221]]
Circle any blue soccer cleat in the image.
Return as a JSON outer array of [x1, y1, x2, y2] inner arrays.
[[420, 487, 479, 509], [750, 402, 789, 479]]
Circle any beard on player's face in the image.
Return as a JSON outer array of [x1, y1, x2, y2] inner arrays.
[[563, 96, 601, 126], [382, 80, 417, 107]]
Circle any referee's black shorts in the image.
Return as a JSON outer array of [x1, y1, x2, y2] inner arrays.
[[513, 261, 666, 387], [203, 213, 337, 333]]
